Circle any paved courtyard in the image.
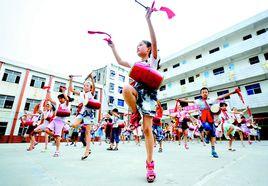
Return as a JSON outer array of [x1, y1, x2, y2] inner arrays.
[[0, 140, 268, 186]]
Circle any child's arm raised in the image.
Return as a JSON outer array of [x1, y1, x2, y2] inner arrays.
[[146, 7, 157, 60], [108, 41, 131, 68]]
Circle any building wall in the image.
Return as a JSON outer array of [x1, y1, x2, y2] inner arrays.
[[159, 11, 268, 119], [93, 63, 130, 115], [0, 60, 103, 142]]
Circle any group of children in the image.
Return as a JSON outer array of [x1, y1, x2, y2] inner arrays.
[[19, 5, 261, 183]]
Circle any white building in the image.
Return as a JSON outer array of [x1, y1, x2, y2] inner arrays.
[[92, 63, 130, 115], [158, 11, 268, 125], [0, 57, 103, 143]]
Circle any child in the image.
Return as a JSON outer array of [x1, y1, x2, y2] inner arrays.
[[218, 102, 236, 151], [107, 108, 122, 151], [34, 101, 54, 152], [178, 87, 237, 158], [108, 7, 158, 182], [152, 101, 164, 152], [174, 104, 190, 149], [69, 73, 96, 160], [45, 87, 70, 157]]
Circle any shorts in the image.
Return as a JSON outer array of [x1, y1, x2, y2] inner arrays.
[[46, 117, 65, 136], [76, 109, 95, 125], [202, 122, 216, 137], [26, 125, 37, 135], [35, 121, 49, 132]]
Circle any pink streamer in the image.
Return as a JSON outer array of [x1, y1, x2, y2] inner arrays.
[[87, 31, 112, 44], [235, 88, 252, 117], [159, 6, 176, 19], [151, 1, 175, 19]]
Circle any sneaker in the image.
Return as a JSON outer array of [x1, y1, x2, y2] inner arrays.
[[184, 144, 189, 150], [130, 112, 141, 130], [146, 161, 156, 183], [211, 150, 219, 158], [158, 148, 163, 153]]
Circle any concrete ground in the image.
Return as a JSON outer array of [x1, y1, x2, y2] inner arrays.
[[0, 140, 267, 186]]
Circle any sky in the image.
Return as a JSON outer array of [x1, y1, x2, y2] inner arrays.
[[0, 0, 268, 78]]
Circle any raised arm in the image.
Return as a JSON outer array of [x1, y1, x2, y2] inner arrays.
[[87, 73, 95, 95], [108, 42, 131, 68], [177, 98, 195, 104], [216, 89, 236, 100], [68, 76, 81, 96], [46, 90, 56, 105], [146, 7, 157, 60], [60, 87, 69, 106]]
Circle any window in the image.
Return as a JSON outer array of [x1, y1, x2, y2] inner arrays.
[[30, 75, 46, 88], [24, 99, 41, 111], [161, 103, 167, 110], [249, 56, 260, 65], [94, 91, 98, 99], [245, 83, 262, 95], [264, 52, 268, 60], [109, 83, 115, 92], [109, 96, 114, 105], [74, 86, 83, 93], [53, 81, 66, 92], [0, 122, 7, 135], [118, 99, 124, 107], [194, 96, 202, 100], [2, 69, 21, 84], [256, 28, 266, 35], [0, 95, 15, 109], [243, 34, 252, 41], [209, 47, 220, 54], [163, 68, 168, 72], [118, 86, 123, 94], [119, 75, 125, 82], [173, 63, 180, 68], [180, 79, 186, 85], [213, 67, 225, 75], [188, 76, 194, 83], [217, 90, 230, 99], [71, 105, 78, 115], [110, 70, 116, 79], [160, 85, 166, 91], [196, 54, 202, 59]]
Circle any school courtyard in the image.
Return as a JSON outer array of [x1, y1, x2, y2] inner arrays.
[[0, 141, 267, 186]]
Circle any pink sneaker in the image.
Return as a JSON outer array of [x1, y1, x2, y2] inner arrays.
[[146, 161, 156, 183], [130, 112, 141, 130], [184, 144, 189, 150], [248, 141, 252, 145]]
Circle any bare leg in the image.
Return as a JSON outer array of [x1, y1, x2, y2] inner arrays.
[[143, 115, 154, 163], [84, 125, 91, 156], [122, 85, 138, 113]]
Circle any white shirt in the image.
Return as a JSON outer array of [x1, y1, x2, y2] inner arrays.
[[194, 98, 217, 111], [78, 91, 93, 113]]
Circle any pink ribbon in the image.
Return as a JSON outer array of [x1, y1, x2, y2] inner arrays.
[[151, 1, 175, 19], [135, 0, 175, 19], [87, 31, 112, 44], [235, 88, 252, 117]]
